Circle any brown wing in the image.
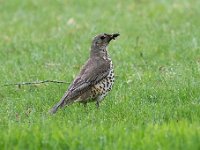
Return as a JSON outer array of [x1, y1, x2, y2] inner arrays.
[[67, 56, 111, 99], [49, 56, 111, 114]]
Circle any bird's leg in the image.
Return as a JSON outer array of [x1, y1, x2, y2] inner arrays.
[[96, 101, 100, 108], [82, 102, 88, 112], [83, 102, 87, 107]]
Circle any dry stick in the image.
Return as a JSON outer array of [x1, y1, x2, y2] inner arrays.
[[3, 80, 70, 87], [3, 76, 119, 87]]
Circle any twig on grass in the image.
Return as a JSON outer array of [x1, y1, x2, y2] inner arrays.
[[3, 76, 119, 87], [2, 80, 70, 87]]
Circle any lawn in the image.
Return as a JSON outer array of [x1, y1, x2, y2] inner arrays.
[[0, 0, 200, 149]]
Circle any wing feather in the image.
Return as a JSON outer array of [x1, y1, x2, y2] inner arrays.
[[49, 56, 111, 114], [67, 57, 111, 99]]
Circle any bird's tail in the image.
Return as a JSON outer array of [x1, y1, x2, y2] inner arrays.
[[49, 94, 68, 114]]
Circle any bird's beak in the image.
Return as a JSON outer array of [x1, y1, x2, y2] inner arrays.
[[106, 33, 120, 42], [111, 33, 120, 40]]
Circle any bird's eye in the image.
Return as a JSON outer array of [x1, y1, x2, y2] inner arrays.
[[100, 35, 106, 40]]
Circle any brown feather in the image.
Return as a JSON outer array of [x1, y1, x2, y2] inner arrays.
[[49, 56, 111, 114]]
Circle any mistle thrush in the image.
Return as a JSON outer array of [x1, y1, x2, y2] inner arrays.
[[49, 33, 120, 114]]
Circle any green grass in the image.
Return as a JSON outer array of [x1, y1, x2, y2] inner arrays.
[[0, 0, 200, 149]]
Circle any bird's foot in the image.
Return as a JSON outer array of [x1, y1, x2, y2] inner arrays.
[[96, 101, 100, 108]]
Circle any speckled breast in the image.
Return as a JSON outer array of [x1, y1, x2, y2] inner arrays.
[[91, 62, 115, 101]]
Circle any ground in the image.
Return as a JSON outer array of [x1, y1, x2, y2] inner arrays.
[[0, 0, 200, 149]]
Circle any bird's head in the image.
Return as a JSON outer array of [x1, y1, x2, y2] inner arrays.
[[90, 33, 120, 57]]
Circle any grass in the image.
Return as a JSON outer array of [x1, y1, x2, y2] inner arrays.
[[0, 0, 200, 149]]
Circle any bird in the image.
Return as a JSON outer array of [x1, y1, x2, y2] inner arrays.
[[49, 33, 120, 114]]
